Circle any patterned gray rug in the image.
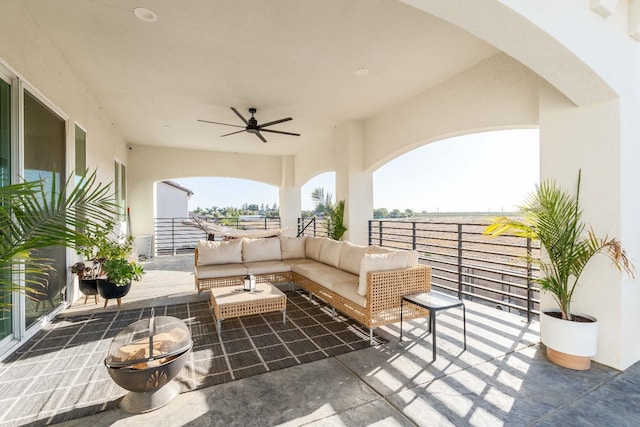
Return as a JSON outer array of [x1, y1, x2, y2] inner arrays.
[[0, 291, 383, 426]]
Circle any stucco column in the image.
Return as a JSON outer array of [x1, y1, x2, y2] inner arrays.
[[279, 155, 301, 237], [334, 121, 373, 245], [539, 83, 640, 370]]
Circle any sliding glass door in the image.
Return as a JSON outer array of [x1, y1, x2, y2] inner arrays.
[[23, 91, 66, 328], [0, 77, 11, 340]]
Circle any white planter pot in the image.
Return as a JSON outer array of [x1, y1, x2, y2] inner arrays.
[[540, 308, 598, 370]]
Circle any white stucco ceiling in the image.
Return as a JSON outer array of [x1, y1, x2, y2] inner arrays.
[[22, 0, 497, 155]]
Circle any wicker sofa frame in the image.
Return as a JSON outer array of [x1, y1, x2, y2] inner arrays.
[[195, 247, 431, 343]]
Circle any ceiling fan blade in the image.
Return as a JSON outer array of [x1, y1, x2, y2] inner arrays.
[[231, 107, 249, 125], [198, 119, 245, 128], [220, 130, 246, 137], [258, 117, 292, 128], [255, 131, 267, 143], [260, 129, 301, 137]]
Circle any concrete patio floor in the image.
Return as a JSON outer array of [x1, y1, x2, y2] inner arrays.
[[44, 255, 640, 425]]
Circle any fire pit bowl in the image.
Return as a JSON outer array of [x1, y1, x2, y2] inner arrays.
[[104, 313, 193, 413]]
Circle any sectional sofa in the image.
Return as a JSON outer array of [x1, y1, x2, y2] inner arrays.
[[194, 235, 431, 342]]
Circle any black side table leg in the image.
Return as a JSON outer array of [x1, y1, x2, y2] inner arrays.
[[431, 310, 437, 362], [462, 304, 467, 351], [399, 300, 404, 342]]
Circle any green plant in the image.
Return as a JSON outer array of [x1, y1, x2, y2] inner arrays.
[[72, 220, 118, 279], [101, 257, 144, 286], [310, 187, 347, 240], [329, 199, 347, 241], [0, 170, 117, 307], [484, 170, 634, 320]]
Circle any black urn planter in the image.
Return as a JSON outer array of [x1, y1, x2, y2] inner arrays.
[[97, 279, 131, 308], [79, 278, 99, 305]]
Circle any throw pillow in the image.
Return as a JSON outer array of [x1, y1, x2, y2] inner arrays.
[[339, 241, 370, 275], [242, 237, 282, 262], [318, 238, 343, 268], [305, 236, 324, 260], [280, 236, 306, 259], [197, 239, 243, 266]]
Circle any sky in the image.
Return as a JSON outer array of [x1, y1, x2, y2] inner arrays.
[[174, 129, 539, 213]]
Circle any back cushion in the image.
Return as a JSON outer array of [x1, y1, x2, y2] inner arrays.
[[339, 241, 370, 275], [280, 236, 306, 259], [242, 237, 282, 262], [370, 246, 418, 268], [196, 239, 242, 266], [406, 250, 419, 267], [318, 238, 343, 268], [357, 251, 410, 296], [305, 236, 324, 261], [368, 245, 394, 255]]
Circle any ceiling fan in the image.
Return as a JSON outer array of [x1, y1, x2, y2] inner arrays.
[[198, 107, 300, 143]]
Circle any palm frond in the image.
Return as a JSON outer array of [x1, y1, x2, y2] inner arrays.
[[0, 169, 117, 306], [484, 170, 633, 320]]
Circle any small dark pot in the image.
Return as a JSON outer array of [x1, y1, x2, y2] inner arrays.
[[79, 278, 99, 296], [97, 279, 132, 300]]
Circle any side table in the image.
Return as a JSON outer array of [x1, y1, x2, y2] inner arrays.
[[400, 291, 466, 361]]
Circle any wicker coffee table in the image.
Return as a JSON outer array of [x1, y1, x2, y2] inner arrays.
[[209, 282, 287, 336]]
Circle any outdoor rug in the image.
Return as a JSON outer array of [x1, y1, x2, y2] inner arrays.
[[0, 290, 384, 426]]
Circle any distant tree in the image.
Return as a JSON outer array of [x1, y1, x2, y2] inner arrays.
[[389, 209, 401, 218], [311, 187, 333, 216], [404, 209, 414, 218], [373, 208, 388, 219]]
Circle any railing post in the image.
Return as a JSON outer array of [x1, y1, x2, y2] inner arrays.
[[264, 216, 267, 230], [313, 217, 317, 237], [172, 218, 176, 256], [378, 221, 383, 246], [412, 221, 417, 250], [526, 237, 533, 322], [457, 224, 463, 299]]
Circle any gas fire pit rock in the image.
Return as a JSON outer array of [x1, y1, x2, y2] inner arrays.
[[104, 313, 192, 413]]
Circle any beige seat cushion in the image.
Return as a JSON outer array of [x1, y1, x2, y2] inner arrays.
[[242, 237, 281, 262], [305, 236, 325, 261], [243, 260, 292, 275], [318, 238, 342, 268], [196, 263, 247, 280], [280, 236, 306, 259], [282, 258, 315, 266], [339, 241, 370, 275], [357, 251, 410, 296], [332, 280, 366, 308], [197, 239, 242, 266], [292, 261, 357, 290]]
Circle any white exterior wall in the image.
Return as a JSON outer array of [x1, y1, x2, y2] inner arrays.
[[156, 182, 190, 219], [0, 1, 128, 185]]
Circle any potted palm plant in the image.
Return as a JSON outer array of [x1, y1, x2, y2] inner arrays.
[[484, 170, 634, 370]]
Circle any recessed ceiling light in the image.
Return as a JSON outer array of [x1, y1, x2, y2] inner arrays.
[[134, 7, 157, 22], [354, 67, 369, 77]]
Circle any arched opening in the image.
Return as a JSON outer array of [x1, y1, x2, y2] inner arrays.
[[300, 172, 336, 216], [373, 129, 539, 216], [152, 177, 280, 255]]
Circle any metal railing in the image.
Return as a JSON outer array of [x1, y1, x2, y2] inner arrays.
[[297, 217, 331, 237], [369, 219, 541, 321], [154, 216, 281, 255]]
